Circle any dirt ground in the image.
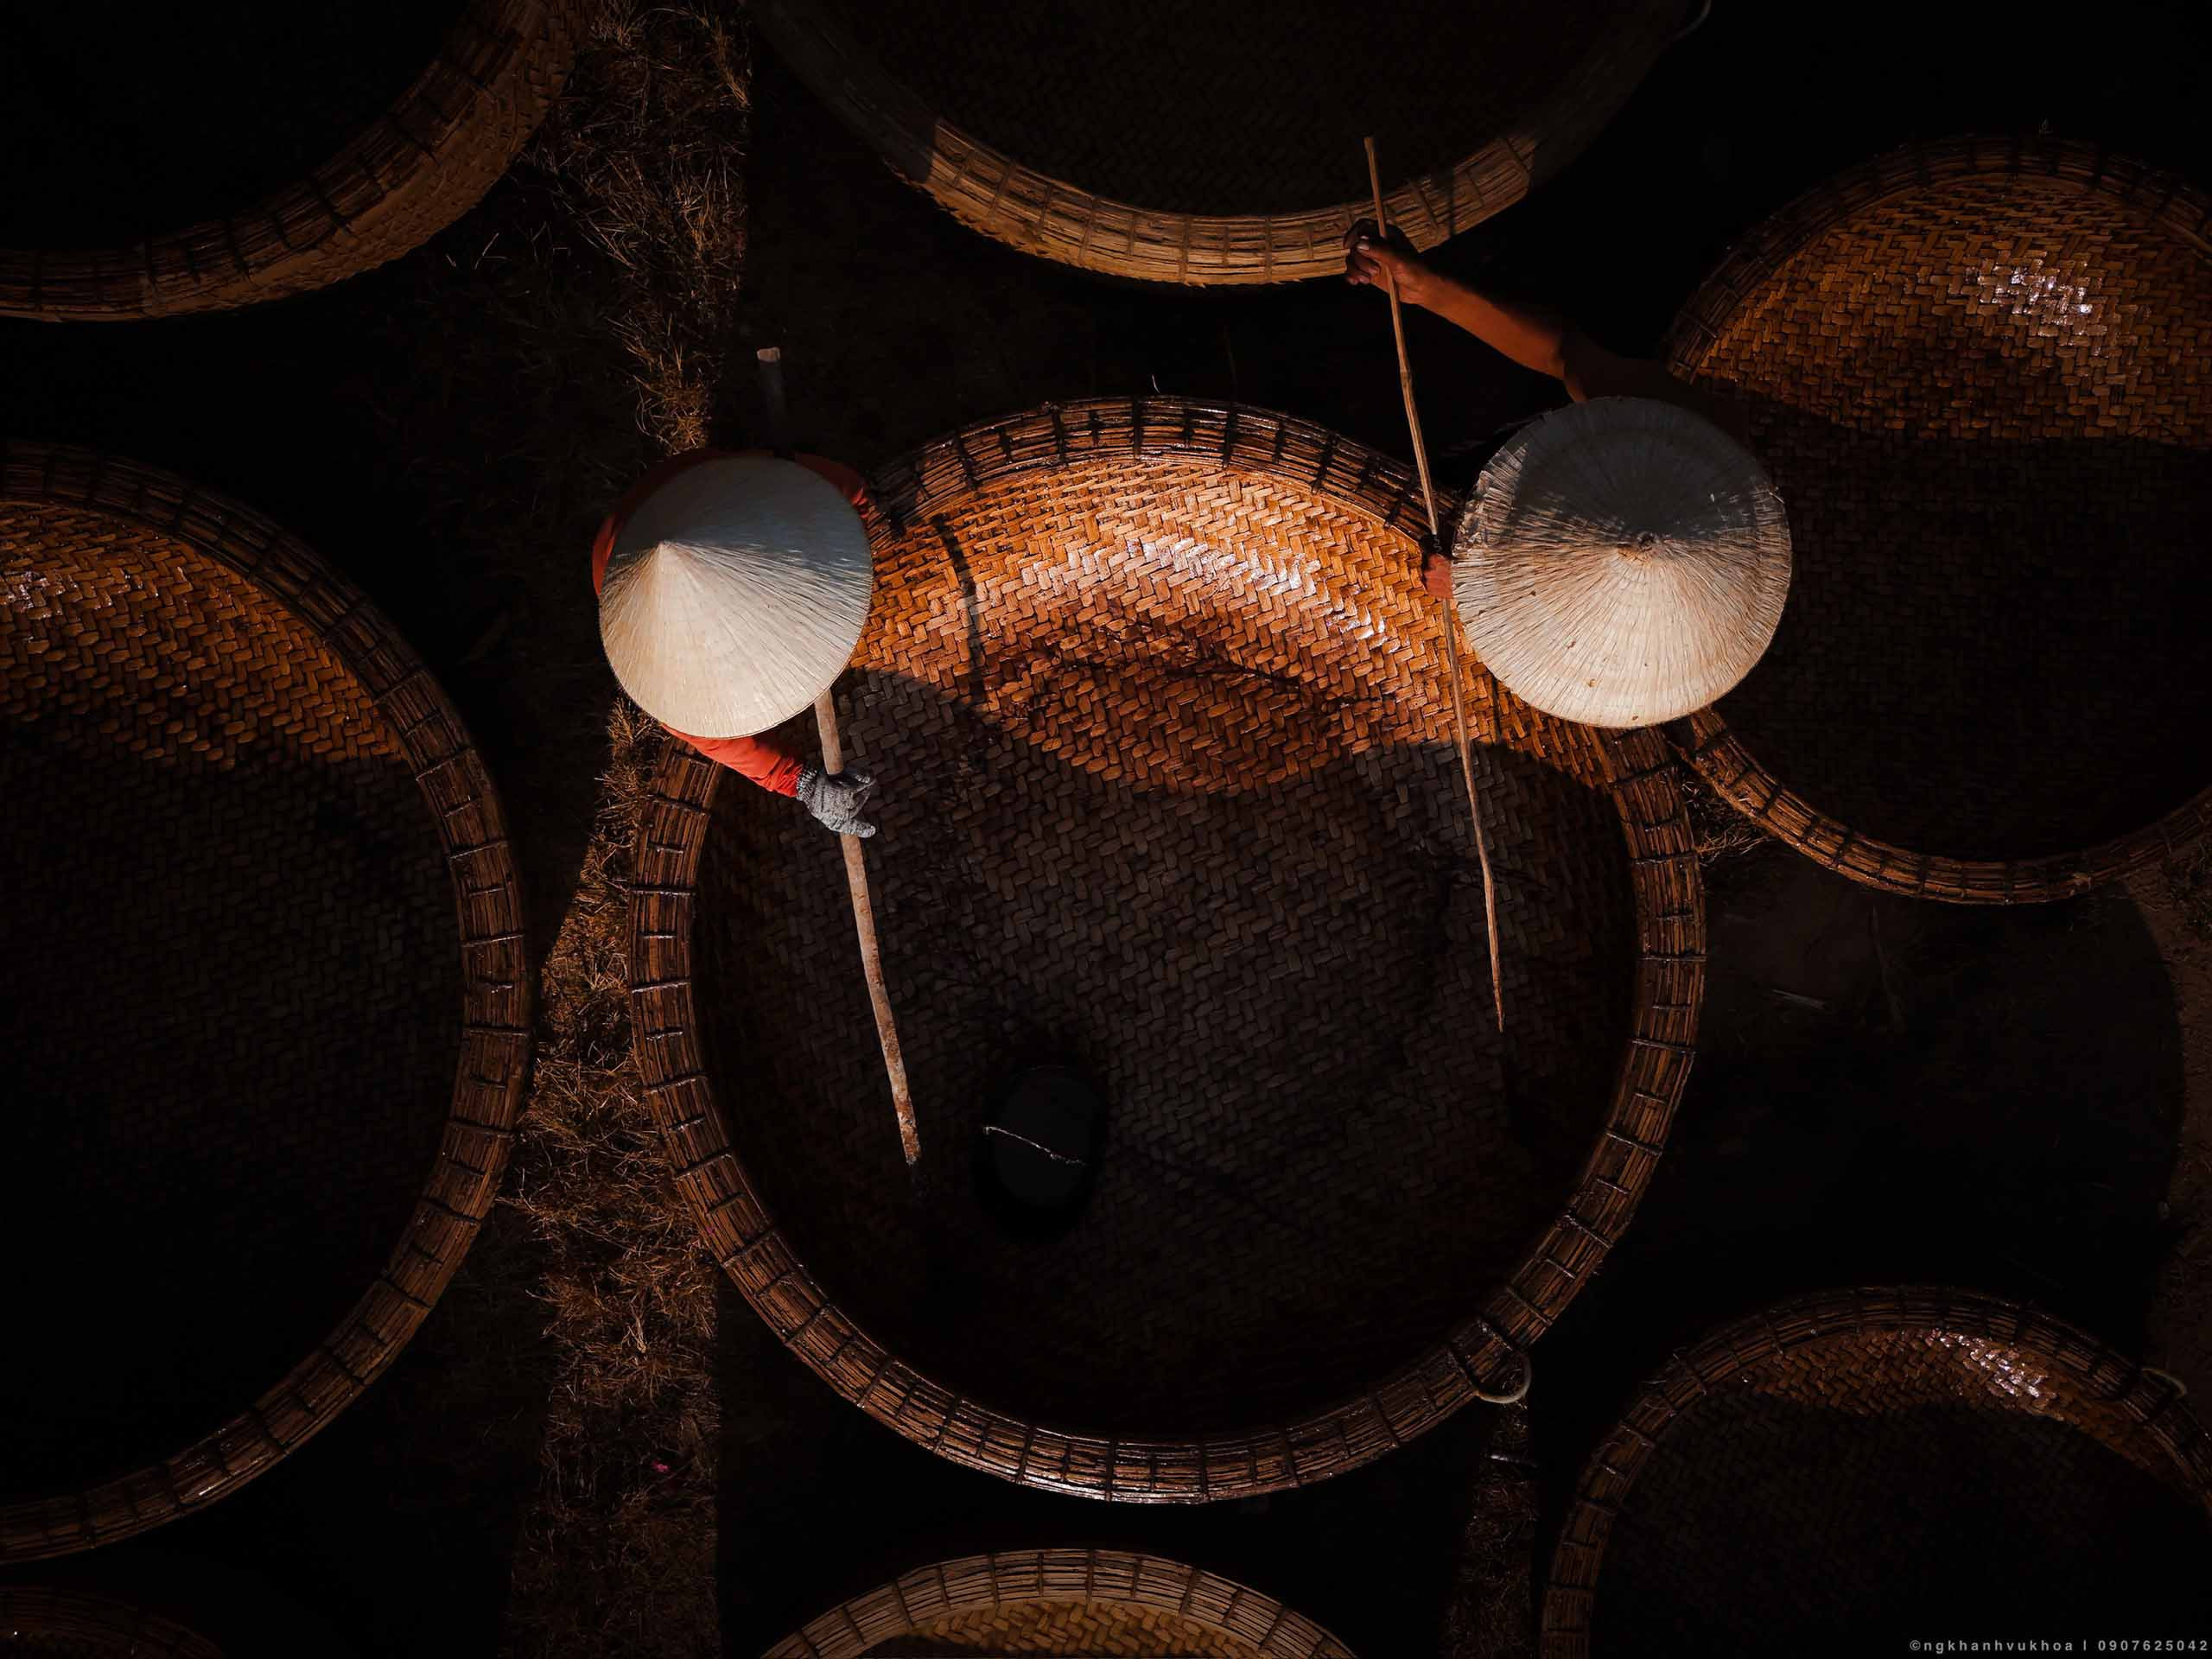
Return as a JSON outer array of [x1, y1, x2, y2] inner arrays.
[[3, 1, 2211, 1655]]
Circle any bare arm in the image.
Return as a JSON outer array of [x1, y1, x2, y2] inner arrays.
[[1345, 224, 1742, 435]]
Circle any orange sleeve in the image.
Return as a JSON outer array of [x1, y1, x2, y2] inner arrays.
[[666, 728, 804, 796], [794, 454, 868, 507], [592, 448, 865, 798]]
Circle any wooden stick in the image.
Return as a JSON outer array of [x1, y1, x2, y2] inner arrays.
[[1363, 138, 1505, 1031], [816, 686, 921, 1165], [757, 346, 919, 1162]]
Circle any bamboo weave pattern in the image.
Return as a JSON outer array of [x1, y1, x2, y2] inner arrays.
[[631, 399, 1704, 1500], [0, 445, 529, 1560], [0, 0, 588, 320], [1665, 136, 2212, 901], [767, 1549, 1355, 1658], [754, 0, 1678, 284], [1542, 1287, 2212, 1656]]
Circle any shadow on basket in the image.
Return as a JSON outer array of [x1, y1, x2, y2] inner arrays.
[[1700, 391, 2212, 865], [1, 685, 459, 1504], [693, 667, 1637, 1442]]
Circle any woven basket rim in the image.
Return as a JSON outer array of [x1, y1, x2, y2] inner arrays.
[[1538, 1284, 2212, 1654], [1660, 131, 2212, 904], [752, 0, 1681, 286], [0, 1586, 223, 1657], [763, 1547, 1357, 1658], [0, 442, 531, 1560], [628, 394, 1707, 1502], [0, 0, 587, 321]]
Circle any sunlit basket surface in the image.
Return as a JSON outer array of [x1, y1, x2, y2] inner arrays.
[[1665, 136, 2212, 901], [630, 397, 1704, 1501], [765, 1549, 1357, 1657], [0, 444, 528, 1559]]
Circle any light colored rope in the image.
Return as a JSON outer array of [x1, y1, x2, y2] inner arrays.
[[1473, 1350, 1535, 1407]]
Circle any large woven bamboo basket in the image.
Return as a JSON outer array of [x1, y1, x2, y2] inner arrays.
[[1542, 1288, 2212, 1655], [766, 1548, 1356, 1657], [631, 398, 1703, 1500], [753, 0, 1682, 285], [1663, 136, 2212, 902], [0, 1587, 222, 1657], [0, 445, 529, 1559], [0, 0, 588, 321]]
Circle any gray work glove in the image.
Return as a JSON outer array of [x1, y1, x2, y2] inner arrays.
[[795, 764, 877, 837]]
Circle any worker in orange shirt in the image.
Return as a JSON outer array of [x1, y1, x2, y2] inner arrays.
[[593, 448, 880, 836], [1344, 220, 1747, 601]]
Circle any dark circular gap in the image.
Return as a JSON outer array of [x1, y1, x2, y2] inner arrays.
[[976, 1063, 1107, 1238]]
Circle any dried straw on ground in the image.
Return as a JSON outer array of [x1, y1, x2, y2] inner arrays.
[[505, 702, 718, 1659], [493, 0, 749, 1630], [340, 3, 752, 1652], [1444, 1406, 1538, 1659], [1452, 398, 1790, 730]]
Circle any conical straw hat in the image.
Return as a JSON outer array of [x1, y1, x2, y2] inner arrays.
[[1452, 397, 1790, 728], [600, 454, 874, 737]]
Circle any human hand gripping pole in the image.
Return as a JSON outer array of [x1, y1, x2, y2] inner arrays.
[[1362, 139, 1505, 1032], [759, 345, 920, 1165], [795, 763, 876, 836]]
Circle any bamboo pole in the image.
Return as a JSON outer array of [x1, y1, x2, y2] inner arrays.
[[813, 685, 920, 1165], [1363, 140, 1505, 1031], [759, 346, 920, 1163]]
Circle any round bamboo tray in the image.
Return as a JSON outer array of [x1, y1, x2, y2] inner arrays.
[[631, 397, 1704, 1501], [0, 0, 588, 321], [0, 1587, 221, 1657], [0, 445, 529, 1560], [766, 1548, 1355, 1657], [1663, 135, 2212, 902], [1542, 1287, 2212, 1655], [753, 0, 1682, 285]]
